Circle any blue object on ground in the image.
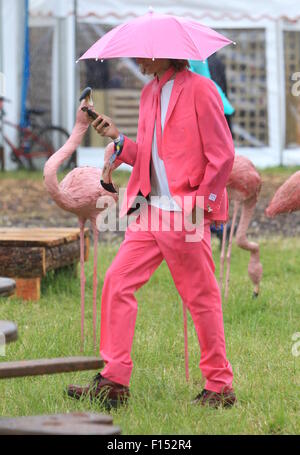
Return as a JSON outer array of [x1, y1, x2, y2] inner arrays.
[[210, 224, 224, 233]]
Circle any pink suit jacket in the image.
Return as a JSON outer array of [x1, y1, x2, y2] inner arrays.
[[113, 68, 235, 221]]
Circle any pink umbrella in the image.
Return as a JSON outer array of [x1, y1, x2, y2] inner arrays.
[[79, 10, 233, 61]]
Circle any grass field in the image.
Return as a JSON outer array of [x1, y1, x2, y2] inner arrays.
[[0, 168, 132, 187], [0, 234, 299, 435], [1, 163, 299, 185]]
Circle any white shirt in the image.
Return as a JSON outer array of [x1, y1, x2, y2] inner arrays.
[[149, 80, 182, 211]]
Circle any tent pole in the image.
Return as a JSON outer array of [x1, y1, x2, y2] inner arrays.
[[276, 19, 286, 166], [74, 0, 78, 121], [0, 0, 3, 76], [20, 0, 30, 128]]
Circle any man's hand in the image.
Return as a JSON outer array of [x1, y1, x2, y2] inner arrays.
[[192, 206, 222, 229], [92, 113, 119, 140]]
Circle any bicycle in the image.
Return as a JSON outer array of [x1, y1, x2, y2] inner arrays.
[[0, 96, 75, 171]]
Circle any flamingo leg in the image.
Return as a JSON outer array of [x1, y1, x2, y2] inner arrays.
[[79, 219, 86, 352], [224, 201, 240, 300], [235, 198, 263, 298], [182, 302, 189, 382], [91, 220, 99, 352], [219, 222, 227, 292]]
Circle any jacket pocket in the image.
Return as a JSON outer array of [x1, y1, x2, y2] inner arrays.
[[188, 173, 204, 188]]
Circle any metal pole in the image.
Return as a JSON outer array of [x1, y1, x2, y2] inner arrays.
[[276, 18, 285, 166], [73, 0, 79, 164], [0, 0, 3, 75], [74, 0, 78, 119], [0, 0, 5, 170]]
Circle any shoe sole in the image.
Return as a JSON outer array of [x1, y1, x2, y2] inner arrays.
[[65, 388, 128, 411]]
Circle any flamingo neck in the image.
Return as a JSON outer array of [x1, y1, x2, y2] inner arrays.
[[43, 121, 89, 203]]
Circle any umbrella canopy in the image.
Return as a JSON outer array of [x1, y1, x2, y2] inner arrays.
[[79, 10, 233, 62]]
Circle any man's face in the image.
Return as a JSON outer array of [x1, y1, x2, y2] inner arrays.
[[136, 58, 171, 76]]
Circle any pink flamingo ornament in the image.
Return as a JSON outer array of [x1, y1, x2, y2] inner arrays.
[[220, 155, 263, 299], [265, 171, 300, 217], [43, 91, 118, 351]]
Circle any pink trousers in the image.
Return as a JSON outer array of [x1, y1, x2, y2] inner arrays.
[[100, 204, 233, 393]]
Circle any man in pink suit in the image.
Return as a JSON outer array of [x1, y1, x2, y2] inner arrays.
[[67, 58, 236, 409]]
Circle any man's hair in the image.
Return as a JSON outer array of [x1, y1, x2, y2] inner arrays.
[[170, 59, 190, 71]]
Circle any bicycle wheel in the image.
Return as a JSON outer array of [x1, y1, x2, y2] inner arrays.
[[27, 126, 73, 172]]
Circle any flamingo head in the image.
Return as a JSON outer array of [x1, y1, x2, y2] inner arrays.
[[79, 86, 93, 106]]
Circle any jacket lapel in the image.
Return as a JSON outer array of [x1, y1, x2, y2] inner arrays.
[[163, 69, 187, 128]]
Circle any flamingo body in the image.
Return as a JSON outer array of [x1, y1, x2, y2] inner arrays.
[[59, 167, 107, 219], [220, 155, 263, 298], [227, 156, 261, 202], [265, 171, 300, 217]]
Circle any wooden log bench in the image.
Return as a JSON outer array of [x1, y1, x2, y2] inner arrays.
[[0, 412, 121, 435], [0, 356, 104, 379], [0, 228, 90, 301]]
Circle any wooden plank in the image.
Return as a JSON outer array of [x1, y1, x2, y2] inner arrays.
[[117, 127, 138, 135], [109, 117, 139, 125], [109, 109, 139, 120], [14, 277, 41, 301], [0, 321, 18, 343], [110, 104, 138, 110], [0, 228, 89, 247], [0, 356, 104, 379], [0, 233, 84, 247], [106, 88, 141, 97], [0, 413, 121, 435], [108, 99, 140, 108]]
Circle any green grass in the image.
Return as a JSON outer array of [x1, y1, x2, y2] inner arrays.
[[0, 169, 45, 181], [260, 165, 300, 176], [0, 236, 299, 434], [0, 169, 131, 185], [1, 164, 299, 182]]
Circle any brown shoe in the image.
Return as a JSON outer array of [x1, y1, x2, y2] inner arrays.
[[66, 373, 130, 410], [191, 388, 237, 409]]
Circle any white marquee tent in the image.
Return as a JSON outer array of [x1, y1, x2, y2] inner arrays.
[[29, 0, 300, 21], [1, 0, 300, 169]]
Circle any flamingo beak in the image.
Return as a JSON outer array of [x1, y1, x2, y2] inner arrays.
[[79, 87, 94, 106], [100, 180, 118, 194]]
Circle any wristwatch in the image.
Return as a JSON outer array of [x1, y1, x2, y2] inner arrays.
[[113, 135, 122, 144]]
